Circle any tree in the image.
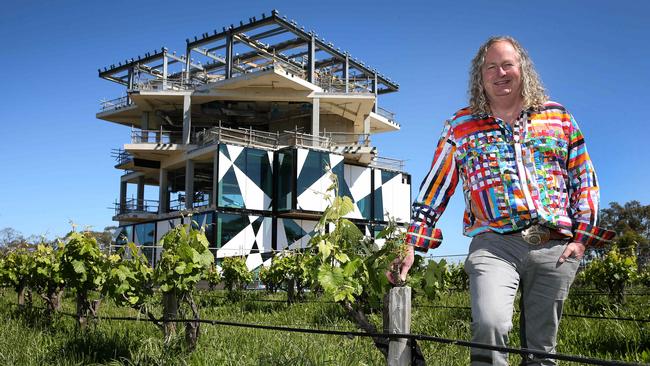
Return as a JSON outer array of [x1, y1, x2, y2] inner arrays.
[[600, 201, 650, 239], [0, 228, 29, 253], [600, 200, 650, 268]]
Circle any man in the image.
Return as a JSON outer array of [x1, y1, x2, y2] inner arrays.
[[393, 36, 615, 365]]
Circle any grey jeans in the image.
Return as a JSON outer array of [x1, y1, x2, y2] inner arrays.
[[464, 232, 580, 366]]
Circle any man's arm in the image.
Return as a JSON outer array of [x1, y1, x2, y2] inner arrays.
[[388, 120, 459, 283], [560, 115, 615, 262]]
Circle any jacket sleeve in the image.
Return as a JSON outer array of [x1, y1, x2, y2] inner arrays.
[[566, 115, 615, 247], [406, 120, 459, 252]]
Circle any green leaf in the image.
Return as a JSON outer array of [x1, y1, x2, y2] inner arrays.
[[342, 258, 361, 277], [174, 263, 187, 274], [334, 252, 350, 264], [71, 260, 86, 275], [317, 240, 333, 260]]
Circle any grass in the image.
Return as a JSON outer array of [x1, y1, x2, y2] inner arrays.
[[0, 288, 647, 365]]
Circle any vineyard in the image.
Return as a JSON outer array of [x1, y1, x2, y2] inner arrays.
[[1, 188, 649, 365]]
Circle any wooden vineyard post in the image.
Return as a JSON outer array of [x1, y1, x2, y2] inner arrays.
[[384, 286, 412, 366]]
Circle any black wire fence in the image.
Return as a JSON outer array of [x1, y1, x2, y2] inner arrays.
[[42, 310, 645, 366], [6, 295, 648, 366]]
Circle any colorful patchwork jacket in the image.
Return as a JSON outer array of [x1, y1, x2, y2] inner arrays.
[[406, 102, 615, 252]]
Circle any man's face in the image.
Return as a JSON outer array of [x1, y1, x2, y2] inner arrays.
[[481, 41, 523, 104]]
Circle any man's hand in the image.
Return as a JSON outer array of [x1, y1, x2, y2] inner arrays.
[[558, 241, 586, 264], [386, 245, 415, 284]]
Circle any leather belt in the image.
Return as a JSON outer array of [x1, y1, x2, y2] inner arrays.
[[511, 224, 568, 245]]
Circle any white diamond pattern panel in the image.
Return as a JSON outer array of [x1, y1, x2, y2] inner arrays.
[[276, 219, 289, 249], [297, 173, 331, 212], [218, 145, 243, 181], [296, 149, 338, 212], [343, 165, 371, 219], [276, 218, 317, 250], [246, 253, 264, 272], [219, 144, 273, 211], [294, 220, 317, 249], [217, 216, 257, 259], [255, 217, 273, 254], [233, 163, 272, 211], [378, 172, 411, 222], [216, 215, 272, 271]]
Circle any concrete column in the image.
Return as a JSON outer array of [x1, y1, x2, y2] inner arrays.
[[312, 97, 320, 135], [162, 50, 168, 90], [182, 94, 192, 144], [119, 181, 127, 213], [141, 112, 150, 143], [308, 35, 316, 83], [184, 48, 191, 83], [212, 150, 219, 208], [363, 115, 371, 136], [185, 160, 194, 210], [159, 168, 169, 214], [137, 175, 145, 211]]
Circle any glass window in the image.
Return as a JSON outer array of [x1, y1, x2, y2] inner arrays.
[[216, 213, 249, 248], [277, 150, 294, 210], [297, 150, 326, 197], [373, 187, 384, 221], [191, 212, 215, 248], [134, 223, 156, 266], [219, 146, 273, 210], [218, 168, 244, 208], [283, 218, 306, 245], [114, 225, 133, 250], [247, 149, 273, 200]]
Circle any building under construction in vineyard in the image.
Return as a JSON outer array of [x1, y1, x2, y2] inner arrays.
[[100, 10, 411, 270]]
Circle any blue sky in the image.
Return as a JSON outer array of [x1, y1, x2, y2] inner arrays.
[[1, 0, 648, 257]]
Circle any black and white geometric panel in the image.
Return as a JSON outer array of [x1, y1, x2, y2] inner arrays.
[[218, 144, 274, 211], [373, 170, 411, 222], [216, 214, 273, 271], [341, 165, 372, 220], [296, 148, 344, 212], [276, 218, 318, 252]]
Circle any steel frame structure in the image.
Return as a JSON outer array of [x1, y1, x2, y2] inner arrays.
[[98, 10, 398, 96]]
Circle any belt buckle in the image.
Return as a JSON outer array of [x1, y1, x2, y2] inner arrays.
[[521, 224, 551, 245]]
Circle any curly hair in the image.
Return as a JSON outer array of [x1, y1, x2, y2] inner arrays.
[[469, 36, 547, 115]]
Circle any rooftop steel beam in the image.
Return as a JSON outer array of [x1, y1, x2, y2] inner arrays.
[[269, 12, 398, 91], [99, 10, 399, 92], [186, 13, 276, 50], [99, 48, 167, 79]]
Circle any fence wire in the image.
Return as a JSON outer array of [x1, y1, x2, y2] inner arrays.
[[6, 302, 646, 365], [49, 310, 646, 366]]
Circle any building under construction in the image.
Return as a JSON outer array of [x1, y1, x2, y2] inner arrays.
[[99, 10, 411, 269]]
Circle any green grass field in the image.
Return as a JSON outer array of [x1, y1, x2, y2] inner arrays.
[[0, 288, 647, 365]]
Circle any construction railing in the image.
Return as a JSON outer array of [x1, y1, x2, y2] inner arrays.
[[370, 156, 405, 171], [376, 106, 396, 122], [133, 76, 198, 91], [111, 148, 133, 166], [195, 126, 384, 154], [131, 128, 183, 144], [114, 198, 159, 216], [100, 96, 130, 112], [277, 129, 331, 150], [196, 126, 279, 149], [323, 132, 370, 147]]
